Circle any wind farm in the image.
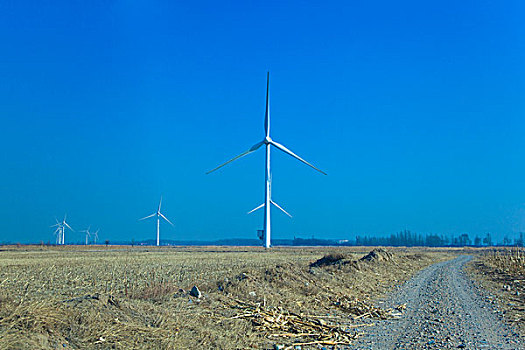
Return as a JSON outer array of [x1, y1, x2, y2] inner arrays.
[[1, 72, 521, 349], [2, 71, 523, 350], [2, 1, 525, 349]]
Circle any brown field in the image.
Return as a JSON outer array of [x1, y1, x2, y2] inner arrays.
[[0, 245, 454, 350], [469, 247, 525, 334]]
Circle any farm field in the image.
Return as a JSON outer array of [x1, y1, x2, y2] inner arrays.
[[0, 245, 453, 349]]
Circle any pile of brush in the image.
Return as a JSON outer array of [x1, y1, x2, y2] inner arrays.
[[331, 295, 397, 320], [227, 298, 365, 348]]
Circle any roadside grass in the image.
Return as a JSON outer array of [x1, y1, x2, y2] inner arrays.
[[484, 247, 525, 276], [471, 247, 525, 334]]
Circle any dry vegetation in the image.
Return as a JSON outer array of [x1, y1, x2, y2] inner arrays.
[[0, 245, 452, 349], [470, 247, 525, 334]]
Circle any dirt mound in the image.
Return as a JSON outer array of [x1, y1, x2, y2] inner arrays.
[[360, 249, 394, 263], [311, 249, 395, 268], [310, 253, 349, 267]]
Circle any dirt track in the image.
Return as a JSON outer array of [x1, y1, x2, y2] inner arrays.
[[351, 256, 523, 350]]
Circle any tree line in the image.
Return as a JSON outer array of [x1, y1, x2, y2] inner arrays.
[[351, 230, 525, 247], [292, 231, 525, 247]]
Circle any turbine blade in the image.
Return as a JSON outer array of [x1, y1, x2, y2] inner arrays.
[[247, 203, 265, 214], [159, 212, 174, 226], [64, 222, 73, 231], [206, 141, 264, 174], [269, 140, 327, 175], [158, 196, 162, 212], [265, 71, 270, 138], [139, 213, 156, 221], [271, 200, 292, 218]]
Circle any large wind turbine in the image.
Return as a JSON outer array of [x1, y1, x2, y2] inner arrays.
[[51, 215, 73, 245], [139, 197, 174, 246], [207, 72, 326, 248]]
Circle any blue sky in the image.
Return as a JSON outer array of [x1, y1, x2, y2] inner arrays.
[[1, 0, 524, 243]]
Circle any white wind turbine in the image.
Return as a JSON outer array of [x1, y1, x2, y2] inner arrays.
[[207, 72, 326, 248], [92, 229, 99, 245], [139, 197, 174, 246], [51, 221, 62, 245], [51, 215, 73, 245], [80, 226, 92, 245]]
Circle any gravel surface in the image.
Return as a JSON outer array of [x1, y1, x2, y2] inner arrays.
[[351, 255, 523, 350]]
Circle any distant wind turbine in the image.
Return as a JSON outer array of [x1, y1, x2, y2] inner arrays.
[[51, 215, 73, 245], [92, 229, 99, 245], [51, 221, 62, 245], [207, 72, 326, 248], [80, 226, 92, 245], [139, 197, 174, 246]]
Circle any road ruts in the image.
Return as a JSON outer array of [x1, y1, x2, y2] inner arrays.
[[350, 256, 523, 350]]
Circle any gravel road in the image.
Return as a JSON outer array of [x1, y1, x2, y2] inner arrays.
[[351, 255, 523, 350]]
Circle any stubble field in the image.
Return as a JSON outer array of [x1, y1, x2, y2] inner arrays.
[[0, 245, 453, 349], [469, 247, 525, 335]]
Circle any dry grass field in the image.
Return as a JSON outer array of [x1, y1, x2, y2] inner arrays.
[[0, 245, 453, 349], [470, 247, 525, 334]]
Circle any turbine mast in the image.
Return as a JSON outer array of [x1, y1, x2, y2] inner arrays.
[[157, 214, 160, 246], [264, 142, 271, 248], [264, 72, 271, 248]]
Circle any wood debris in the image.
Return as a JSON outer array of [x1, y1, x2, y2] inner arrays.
[[225, 298, 394, 347], [331, 295, 395, 320]]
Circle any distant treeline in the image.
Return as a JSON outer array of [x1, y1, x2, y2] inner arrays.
[[135, 231, 525, 247], [4, 231, 525, 247], [292, 230, 525, 247]]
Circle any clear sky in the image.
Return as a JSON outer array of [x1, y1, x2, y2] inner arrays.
[[1, 1, 524, 244]]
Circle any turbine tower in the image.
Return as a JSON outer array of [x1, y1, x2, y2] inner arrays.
[[139, 197, 174, 246], [51, 215, 73, 245], [207, 72, 326, 248]]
